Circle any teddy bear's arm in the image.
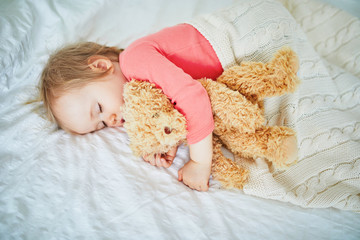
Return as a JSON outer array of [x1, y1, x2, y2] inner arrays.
[[217, 47, 300, 103], [199, 78, 264, 133]]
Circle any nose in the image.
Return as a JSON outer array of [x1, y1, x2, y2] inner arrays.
[[108, 114, 118, 127]]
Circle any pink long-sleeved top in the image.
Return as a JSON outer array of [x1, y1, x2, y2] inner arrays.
[[119, 23, 223, 144]]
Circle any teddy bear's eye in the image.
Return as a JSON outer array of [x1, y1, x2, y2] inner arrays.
[[152, 113, 159, 118], [164, 127, 172, 134]]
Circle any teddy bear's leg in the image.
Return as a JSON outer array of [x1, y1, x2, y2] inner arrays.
[[212, 135, 249, 189], [216, 46, 300, 103], [199, 78, 264, 133], [256, 126, 298, 168], [220, 126, 298, 169]]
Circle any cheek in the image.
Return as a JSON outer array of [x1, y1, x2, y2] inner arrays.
[[104, 85, 124, 109]]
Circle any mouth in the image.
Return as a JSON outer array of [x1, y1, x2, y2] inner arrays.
[[115, 118, 125, 127]]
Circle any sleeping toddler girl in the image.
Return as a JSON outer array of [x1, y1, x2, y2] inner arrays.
[[39, 1, 298, 192]]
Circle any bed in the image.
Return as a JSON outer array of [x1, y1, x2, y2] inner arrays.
[[1, 0, 359, 239]]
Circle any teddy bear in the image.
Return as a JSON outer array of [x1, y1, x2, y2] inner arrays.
[[122, 46, 300, 189]]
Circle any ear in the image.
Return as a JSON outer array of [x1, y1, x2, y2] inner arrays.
[[87, 55, 113, 72]]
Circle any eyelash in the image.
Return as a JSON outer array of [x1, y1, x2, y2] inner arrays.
[[98, 103, 103, 113], [98, 103, 107, 128]]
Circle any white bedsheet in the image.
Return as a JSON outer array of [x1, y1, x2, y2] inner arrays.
[[0, 0, 359, 239]]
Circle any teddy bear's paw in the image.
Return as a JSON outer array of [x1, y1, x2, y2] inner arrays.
[[290, 52, 300, 74], [274, 135, 298, 169], [214, 168, 249, 190], [268, 47, 301, 94], [273, 46, 299, 73], [212, 155, 249, 189]]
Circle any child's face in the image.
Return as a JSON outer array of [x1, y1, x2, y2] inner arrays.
[[53, 62, 127, 134]]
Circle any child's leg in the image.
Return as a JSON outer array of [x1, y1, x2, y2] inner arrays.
[[216, 47, 300, 103], [212, 135, 249, 189], [219, 125, 298, 168]]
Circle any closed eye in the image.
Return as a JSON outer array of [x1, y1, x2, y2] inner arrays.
[[98, 103, 107, 128], [98, 103, 103, 113]]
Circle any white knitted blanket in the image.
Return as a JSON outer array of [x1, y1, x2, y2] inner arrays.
[[189, 0, 360, 211]]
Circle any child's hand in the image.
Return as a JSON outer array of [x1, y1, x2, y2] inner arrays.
[[143, 146, 178, 168], [178, 160, 211, 191], [178, 133, 213, 191]]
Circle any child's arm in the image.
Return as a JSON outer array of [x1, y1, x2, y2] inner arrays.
[[178, 133, 212, 191]]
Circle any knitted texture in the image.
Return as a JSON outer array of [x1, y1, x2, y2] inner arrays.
[[188, 0, 360, 211]]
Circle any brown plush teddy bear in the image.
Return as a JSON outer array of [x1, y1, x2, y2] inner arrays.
[[122, 46, 300, 189]]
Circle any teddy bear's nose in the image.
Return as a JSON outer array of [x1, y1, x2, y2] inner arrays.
[[164, 127, 172, 134]]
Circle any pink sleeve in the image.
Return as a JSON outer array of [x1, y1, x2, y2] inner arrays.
[[120, 42, 214, 144]]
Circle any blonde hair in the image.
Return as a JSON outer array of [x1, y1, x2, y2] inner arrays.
[[39, 42, 123, 124]]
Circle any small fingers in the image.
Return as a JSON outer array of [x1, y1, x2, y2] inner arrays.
[[143, 154, 151, 163], [178, 169, 183, 181], [182, 181, 209, 192], [144, 154, 168, 167], [194, 184, 208, 192], [200, 182, 209, 191], [154, 154, 162, 167], [161, 157, 172, 168], [144, 153, 176, 168], [143, 154, 156, 166], [162, 153, 175, 168]]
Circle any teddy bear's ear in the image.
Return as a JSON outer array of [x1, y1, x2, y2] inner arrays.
[[125, 80, 175, 112], [123, 79, 145, 96], [124, 80, 161, 101]]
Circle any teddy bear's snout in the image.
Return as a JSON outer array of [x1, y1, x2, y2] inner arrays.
[[164, 126, 172, 134]]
